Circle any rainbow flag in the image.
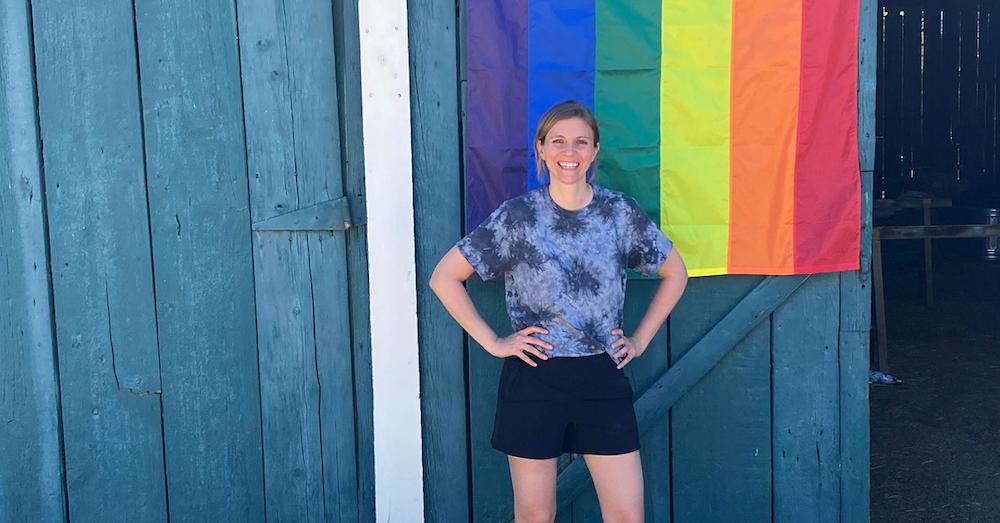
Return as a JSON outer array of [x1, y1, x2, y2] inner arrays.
[[465, 0, 861, 276]]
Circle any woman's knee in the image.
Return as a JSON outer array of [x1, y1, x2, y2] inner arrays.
[[513, 503, 557, 523]]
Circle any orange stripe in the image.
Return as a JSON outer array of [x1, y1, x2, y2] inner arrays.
[[727, 0, 801, 274]]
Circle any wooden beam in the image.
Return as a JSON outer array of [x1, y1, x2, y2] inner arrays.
[[540, 275, 811, 516], [875, 224, 1000, 240], [358, 0, 424, 519]]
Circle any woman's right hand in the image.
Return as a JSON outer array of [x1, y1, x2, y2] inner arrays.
[[486, 326, 552, 367]]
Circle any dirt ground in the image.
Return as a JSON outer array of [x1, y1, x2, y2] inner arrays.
[[870, 247, 1000, 523]]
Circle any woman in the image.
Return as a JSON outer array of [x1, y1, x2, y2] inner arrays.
[[430, 100, 688, 523]]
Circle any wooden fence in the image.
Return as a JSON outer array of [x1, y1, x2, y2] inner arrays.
[[878, 0, 1000, 205]]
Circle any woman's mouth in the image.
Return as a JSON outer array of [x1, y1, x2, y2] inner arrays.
[[557, 162, 579, 169]]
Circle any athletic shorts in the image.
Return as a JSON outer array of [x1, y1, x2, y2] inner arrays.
[[491, 353, 640, 459]]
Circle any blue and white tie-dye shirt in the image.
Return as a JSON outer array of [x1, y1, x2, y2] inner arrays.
[[457, 184, 673, 358]]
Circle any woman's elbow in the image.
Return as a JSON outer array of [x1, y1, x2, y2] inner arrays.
[[662, 249, 688, 282], [429, 262, 447, 295]]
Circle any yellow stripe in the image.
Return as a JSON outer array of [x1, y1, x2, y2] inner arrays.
[[659, 0, 732, 275]]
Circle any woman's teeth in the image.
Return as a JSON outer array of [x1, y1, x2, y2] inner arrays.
[[558, 162, 579, 169]]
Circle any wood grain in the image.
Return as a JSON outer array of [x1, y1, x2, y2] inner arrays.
[[31, 0, 168, 519], [134, 0, 264, 519], [0, 1, 66, 520]]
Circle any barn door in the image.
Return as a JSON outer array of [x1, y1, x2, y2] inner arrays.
[[238, 0, 368, 520]]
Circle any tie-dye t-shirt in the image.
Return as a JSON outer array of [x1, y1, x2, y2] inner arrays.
[[457, 184, 673, 358]]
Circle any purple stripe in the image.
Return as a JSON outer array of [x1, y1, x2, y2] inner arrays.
[[466, 0, 529, 229], [526, 0, 596, 188]]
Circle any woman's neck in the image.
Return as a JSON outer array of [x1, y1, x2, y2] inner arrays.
[[548, 180, 593, 211]]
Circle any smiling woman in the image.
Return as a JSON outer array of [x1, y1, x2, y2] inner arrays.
[[533, 100, 601, 188], [430, 100, 689, 523]]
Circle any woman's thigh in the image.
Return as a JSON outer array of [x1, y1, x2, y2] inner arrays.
[[583, 451, 644, 523], [508, 455, 559, 523]]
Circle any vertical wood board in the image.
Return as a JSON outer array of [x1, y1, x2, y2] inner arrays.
[[0, 1, 66, 519], [332, 0, 376, 517], [624, 280, 671, 523], [308, 232, 358, 522], [467, 281, 512, 523], [408, 0, 470, 520], [30, 0, 168, 520], [237, 0, 357, 519], [772, 273, 842, 523], [134, 0, 265, 519], [858, 0, 878, 172], [881, 8, 904, 196], [670, 276, 771, 523], [900, 6, 921, 176]]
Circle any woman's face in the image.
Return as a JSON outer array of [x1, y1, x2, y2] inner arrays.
[[537, 117, 599, 187]]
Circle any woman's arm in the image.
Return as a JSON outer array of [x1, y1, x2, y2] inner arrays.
[[610, 248, 688, 368], [429, 247, 552, 366]]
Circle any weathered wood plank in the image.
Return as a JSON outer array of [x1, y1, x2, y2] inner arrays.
[[840, 147, 874, 523], [876, 224, 1000, 239], [408, 0, 469, 520], [921, 7, 948, 176], [881, 8, 904, 197], [900, 4, 921, 176], [308, 232, 358, 521], [857, 0, 878, 172], [332, 0, 375, 518], [958, 7, 983, 183], [772, 273, 841, 523], [552, 275, 809, 513], [670, 276, 771, 523], [30, 0, 168, 520], [873, 5, 886, 195], [0, 2, 66, 520], [134, 0, 264, 519], [237, 0, 357, 519], [941, 9, 961, 182], [467, 281, 513, 523], [837, 328, 871, 523], [624, 280, 671, 523]]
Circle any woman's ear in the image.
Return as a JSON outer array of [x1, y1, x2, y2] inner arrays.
[[536, 139, 545, 160]]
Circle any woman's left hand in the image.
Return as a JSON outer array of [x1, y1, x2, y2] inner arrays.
[[610, 328, 645, 369]]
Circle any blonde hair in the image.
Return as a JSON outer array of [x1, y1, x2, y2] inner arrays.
[[534, 100, 600, 181]]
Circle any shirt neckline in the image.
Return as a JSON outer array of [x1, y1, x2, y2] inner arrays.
[[543, 183, 599, 215]]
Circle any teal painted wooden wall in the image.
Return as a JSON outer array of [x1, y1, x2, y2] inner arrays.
[[0, 0, 372, 521], [411, 0, 876, 521]]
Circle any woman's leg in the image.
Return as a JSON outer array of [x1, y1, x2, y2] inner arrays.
[[508, 455, 559, 523], [583, 451, 644, 523]]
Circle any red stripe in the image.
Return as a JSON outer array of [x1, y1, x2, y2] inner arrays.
[[793, 0, 861, 272]]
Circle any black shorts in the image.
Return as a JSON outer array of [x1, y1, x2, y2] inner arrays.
[[491, 353, 640, 460]]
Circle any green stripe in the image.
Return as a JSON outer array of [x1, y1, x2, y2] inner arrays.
[[595, 0, 661, 223]]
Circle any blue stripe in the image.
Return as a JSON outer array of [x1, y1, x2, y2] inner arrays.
[[526, 0, 596, 188]]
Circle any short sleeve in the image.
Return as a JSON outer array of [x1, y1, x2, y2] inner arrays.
[[456, 203, 516, 281], [623, 197, 673, 276]]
